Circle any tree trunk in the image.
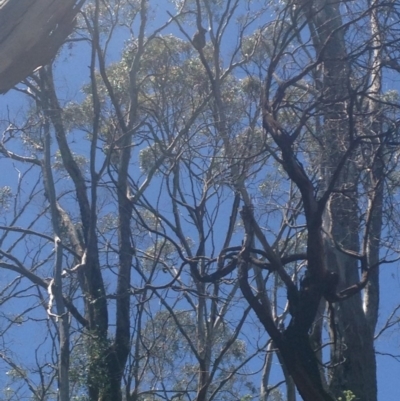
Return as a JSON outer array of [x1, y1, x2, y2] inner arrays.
[[41, 74, 70, 401], [303, 1, 380, 399]]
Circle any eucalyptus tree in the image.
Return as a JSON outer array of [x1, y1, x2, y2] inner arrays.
[[1, 1, 400, 401], [236, 0, 400, 400], [0, 1, 271, 401]]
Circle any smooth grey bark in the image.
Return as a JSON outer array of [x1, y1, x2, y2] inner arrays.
[[260, 342, 273, 401], [303, 1, 382, 399], [40, 74, 70, 401], [363, 0, 384, 334]]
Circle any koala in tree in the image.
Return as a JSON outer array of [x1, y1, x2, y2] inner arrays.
[[192, 26, 207, 51]]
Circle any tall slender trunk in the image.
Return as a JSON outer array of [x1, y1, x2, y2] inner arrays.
[[303, 1, 382, 399], [41, 82, 70, 401]]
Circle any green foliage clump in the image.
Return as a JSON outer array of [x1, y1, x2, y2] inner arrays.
[[337, 390, 356, 401], [0, 186, 12, 210]]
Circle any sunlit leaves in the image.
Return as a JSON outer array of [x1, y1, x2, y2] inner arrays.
[[139, 309, 247, 397], [53, 149, 88, 172], [139, 143, 167, 175], [0, 186, 12, 210]]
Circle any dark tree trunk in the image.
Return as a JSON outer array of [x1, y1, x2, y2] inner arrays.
[[302, 1, 380, 399]]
